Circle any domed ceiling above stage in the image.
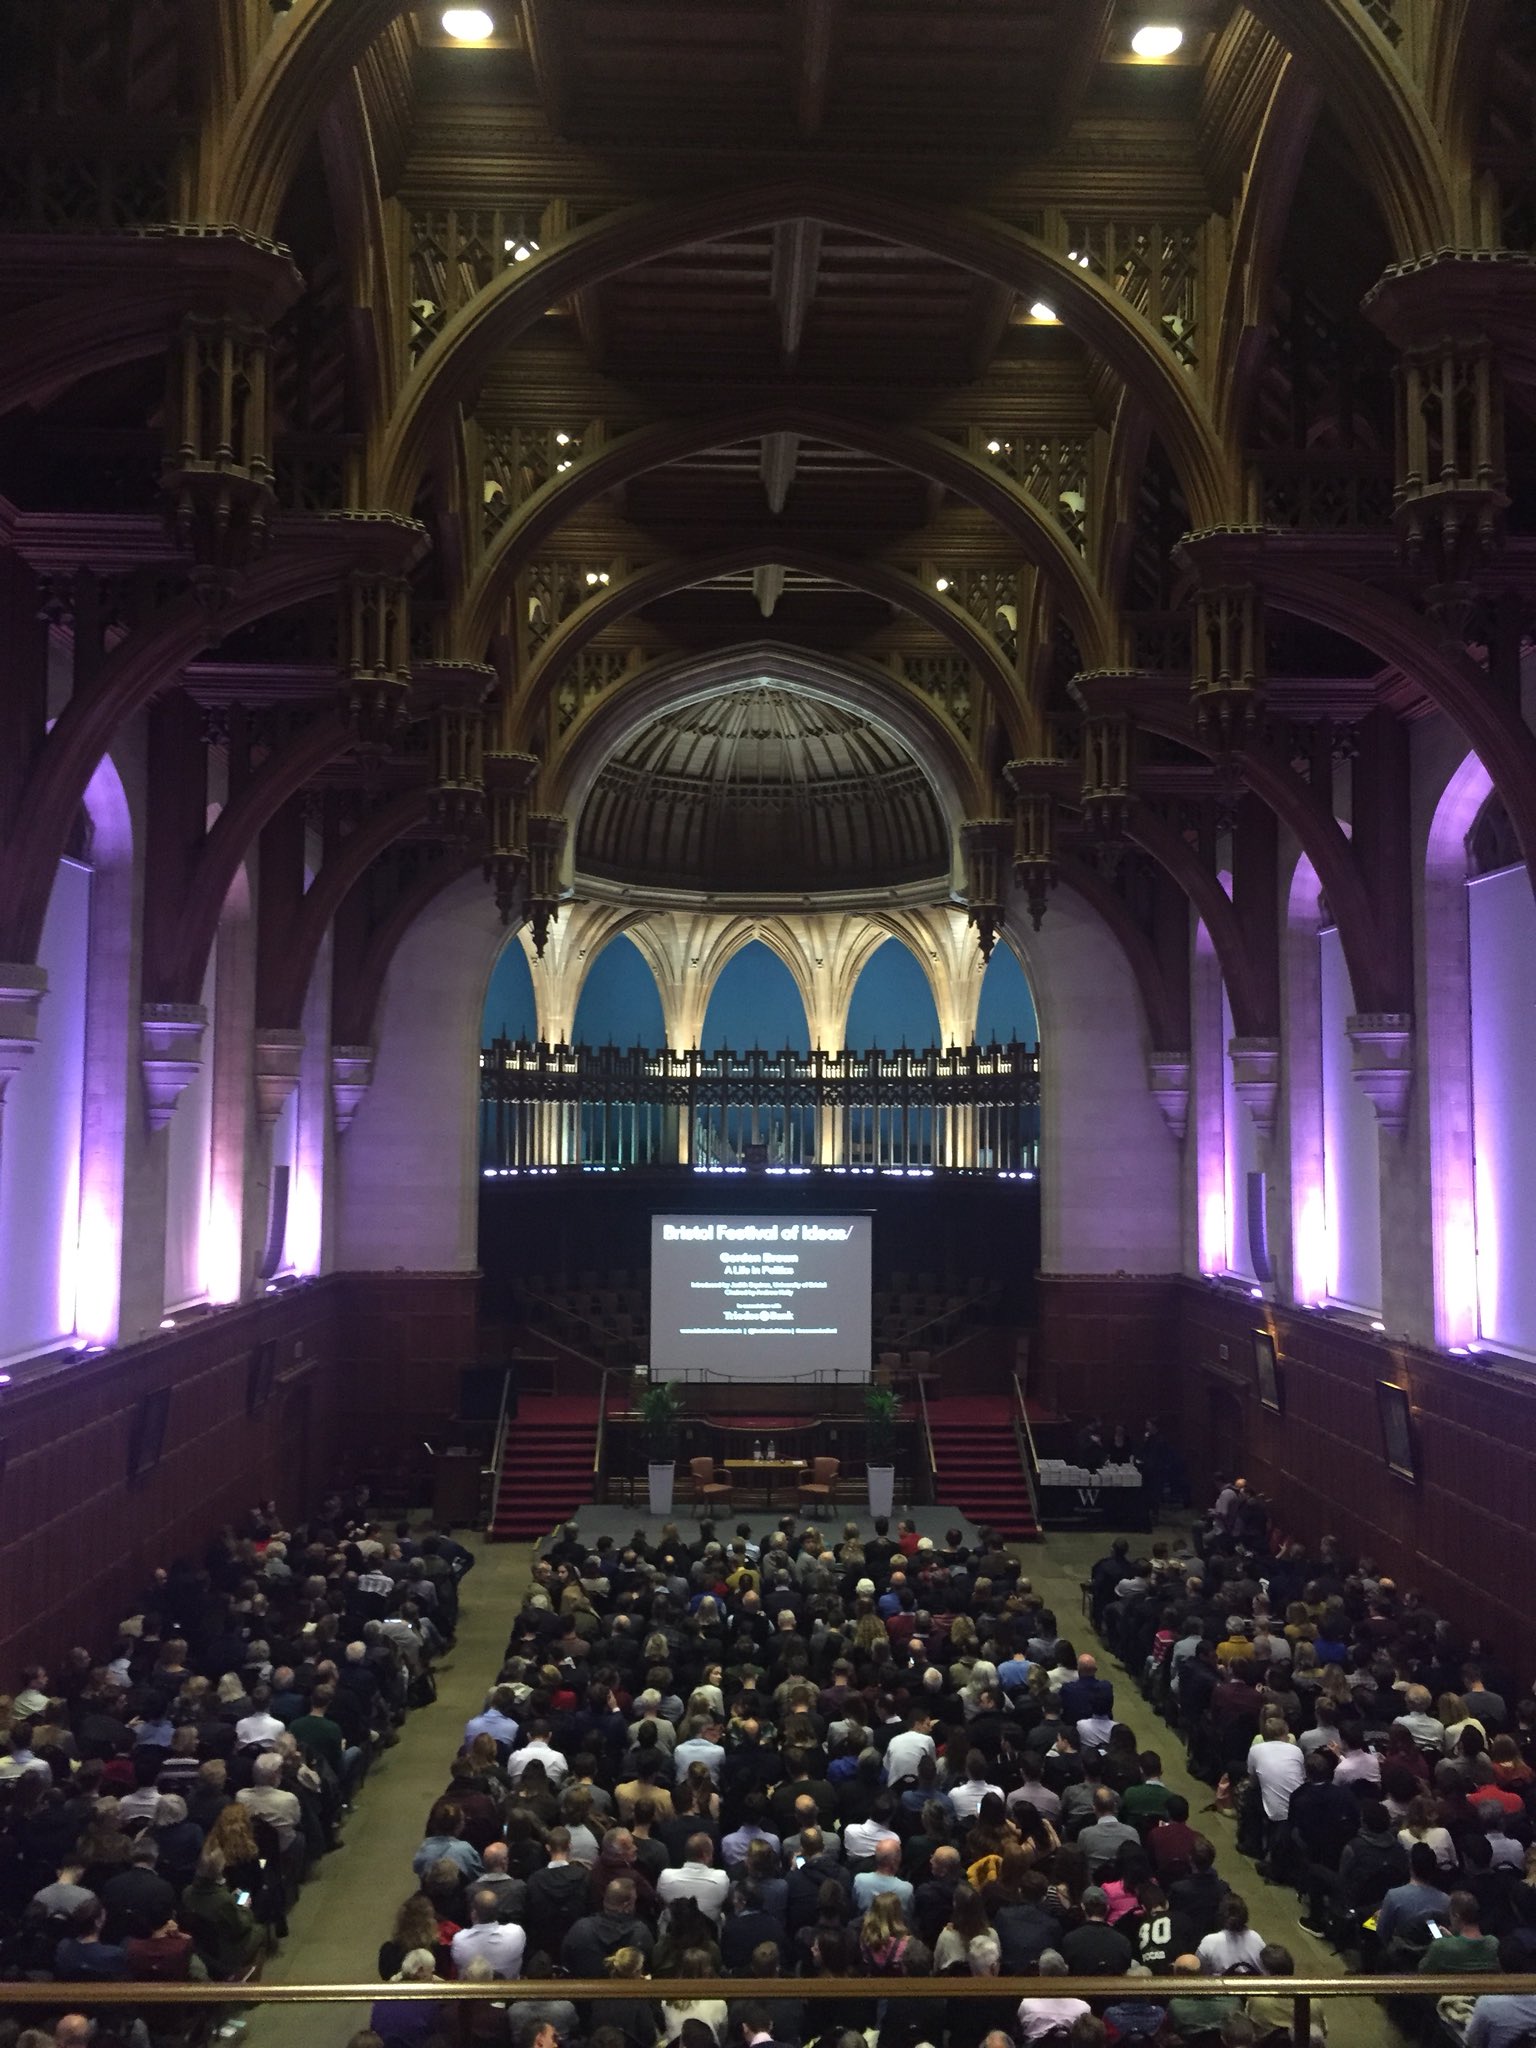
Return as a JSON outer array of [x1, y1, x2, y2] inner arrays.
[[576, 684, 950, 898]]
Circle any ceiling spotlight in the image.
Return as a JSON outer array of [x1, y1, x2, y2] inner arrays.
[[1070, 251, 1091, 269], [556, 459, 571, 471], [934, 576, 950, 593], [1369, 1318, 1386, 1332], [598, 571, 611, 585], [1029, 301, 1059, 323], [985, 439, 1001, 455], [159, 1317, 176, 1330], [554, 431, 570, 446], [1249, 1285, 1264, 1299], [585, 570, 600, 585], [442, 7, 495, 40], [1131, 23, 1184, 57]]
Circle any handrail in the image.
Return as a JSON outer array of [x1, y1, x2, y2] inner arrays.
[[916, 1369, 938, 1507], [14, 1973, 1536, 2009], [592, 1363, 612, 1498], [484, 1364, 514, 1533], [1013, 1366, 1040, 1469], [1012, 1369, 1043, 1532]]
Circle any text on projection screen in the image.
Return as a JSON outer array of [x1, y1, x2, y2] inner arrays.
[[649, 1216, 872, 1382]]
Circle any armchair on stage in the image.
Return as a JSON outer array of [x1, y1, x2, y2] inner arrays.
[[688, 1455, 734, 1515], [796, 1456, 840, 1517]]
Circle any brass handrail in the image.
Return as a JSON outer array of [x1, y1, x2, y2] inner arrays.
[[592, 1363, 611, 1495], [483, 1365, 514, 1534], [916, 1366, 938, 1506], [13, 1973, 1533, 2007], [1011, 1374, 1043, 1534]]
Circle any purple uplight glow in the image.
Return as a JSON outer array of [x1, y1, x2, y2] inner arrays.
[[1424, 753, 1493, 1350]]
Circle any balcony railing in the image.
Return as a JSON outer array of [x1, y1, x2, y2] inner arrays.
[[479, 1037, 1041, 1175]]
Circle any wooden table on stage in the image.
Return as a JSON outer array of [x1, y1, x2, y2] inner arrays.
[[722, 1458, 804, 1505]]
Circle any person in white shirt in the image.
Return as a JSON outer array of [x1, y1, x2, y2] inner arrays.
[[883, 1713, 937, 1786], [451, 1890, 526, 1978], [843, 1812, 890, 1861], [1197, 1895, 1268, 1975], [1017, 1953, 1090, 2042], [509, 1723, 570, 1787], [656, 1834, 730, 1923], [235, 1691, 285, 1750], [1249, 1715, 1306, 1823], [948, 1750, 1004, 1820]]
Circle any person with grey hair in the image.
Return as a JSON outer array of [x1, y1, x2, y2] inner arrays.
[[1077, 1786, 1140, 1877], [369, 1947, 444, 2044], [237, 1749, 301, 1850], [1017, 1951, 1092, 2042], [150, 1792, 203, 1888]]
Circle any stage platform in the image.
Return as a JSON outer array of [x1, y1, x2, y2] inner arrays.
[[530, 1502, 996, 1551]]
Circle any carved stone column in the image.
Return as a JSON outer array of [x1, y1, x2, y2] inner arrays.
[[1364, 253, 1520, 626], [139, 1002, 207, 1131], [960, 818, 1012, 961], [483, 752, 540, 924], [161, 315, 276, 609], [525, 811, 569, 958], [1174, 531, 1270, 754], [417, 661, 495, 841], [1005, 757, 1077, 931], [331, 512, 431, 752]]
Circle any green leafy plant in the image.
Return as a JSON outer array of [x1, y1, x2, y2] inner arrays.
[[641, 1378, 685, 1461], [864, 1384, 901, 1462]]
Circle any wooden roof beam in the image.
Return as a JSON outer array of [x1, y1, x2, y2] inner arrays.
[[790, 0, 841, 140], [1046, 0, 1116, 148], [760, 431, 801, 515], [770, 219, 824, 368], [965, 280, 1017, 380], [519, 0, 569, 135]]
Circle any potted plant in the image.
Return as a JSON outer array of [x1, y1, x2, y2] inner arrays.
[[864, 1385, 900, 1518], [641, 1379, 684, 1516]]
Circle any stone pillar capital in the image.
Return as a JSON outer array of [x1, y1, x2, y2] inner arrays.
[[1147, 1050, 1191, 1143], [1228, 1035, 1282, 1143], [140, 1002, 208, 1132], [254, 1028, 306, 1129], [330, 1044, 376, 1135], [1347, 1012, 1414, 1134]]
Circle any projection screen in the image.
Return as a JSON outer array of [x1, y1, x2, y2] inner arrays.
[[649, 1214, 872, 1383]]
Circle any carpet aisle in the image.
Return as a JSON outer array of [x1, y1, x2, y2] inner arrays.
[[241, 1533, 536, 2048]]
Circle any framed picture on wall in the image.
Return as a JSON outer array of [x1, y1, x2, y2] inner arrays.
[[1253, 1329, 1282, 1413], [1376, 1380, 1418, 1481]]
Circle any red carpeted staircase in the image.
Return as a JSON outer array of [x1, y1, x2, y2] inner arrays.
[[488, 1394, 600, 1541], [928, 1394, 1041, 1540]]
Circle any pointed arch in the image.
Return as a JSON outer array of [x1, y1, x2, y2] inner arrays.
[[1241, 0, 1462, 252], [571, 929, 668, 1050], [461, 406, 1112, 669], [552, 643, 985, 873], [520, 548, 1035, 755], [845, 935, 944, 1054], [377, 180, 1233, 529], [698, 930, 814, 1055]]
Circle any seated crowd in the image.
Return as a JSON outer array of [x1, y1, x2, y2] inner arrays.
[[0, 1492, 472, 2042], [370, 1498, 1536, 2048]]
